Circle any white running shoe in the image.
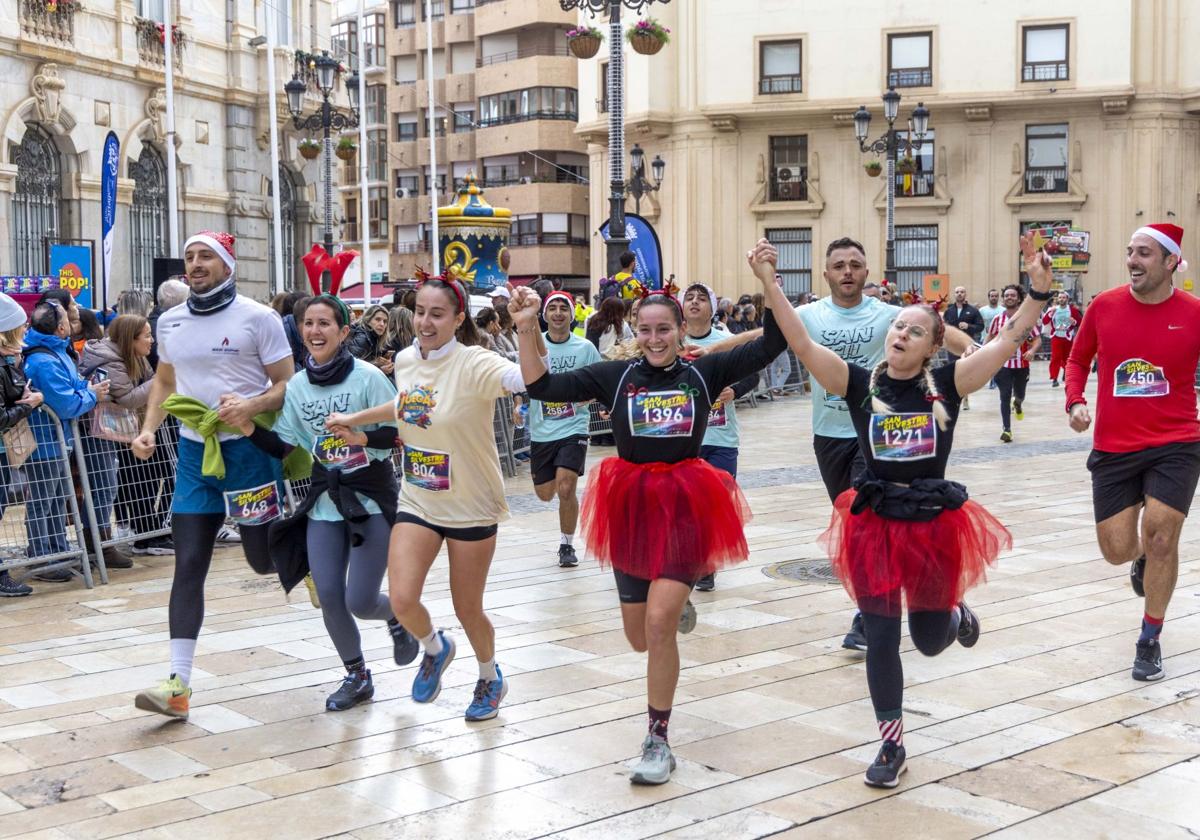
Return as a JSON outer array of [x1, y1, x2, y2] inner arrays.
[[630, 735, 676, 785], [216, 524, 241, 543]]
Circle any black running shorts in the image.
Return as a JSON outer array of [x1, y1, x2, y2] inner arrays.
[[613, 569, 696, 603], [394, 511, 498, 542], [813, 434, 867, 502], [530, 435, 589, 486], [1087, 441, 1200, 522]]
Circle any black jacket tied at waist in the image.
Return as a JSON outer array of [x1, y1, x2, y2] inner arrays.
[[268, 457, 398, 593], [850, 474, 968, 522]]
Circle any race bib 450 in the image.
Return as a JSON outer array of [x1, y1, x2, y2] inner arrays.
[[1113, 359, 1169, 397]]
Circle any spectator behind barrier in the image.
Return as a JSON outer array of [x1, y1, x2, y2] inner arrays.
[[0, 293, 42, 596], [383, 305, 415, 359], [149, 279, 190, 370]]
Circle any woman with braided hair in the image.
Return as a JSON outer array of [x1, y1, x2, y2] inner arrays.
[[763, 232, 1056, 788]]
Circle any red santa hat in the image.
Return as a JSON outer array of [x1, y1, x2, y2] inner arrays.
[[542, 290, 575, 316], [183, 230, 236, 272], [1133, 223, 1188, 273]]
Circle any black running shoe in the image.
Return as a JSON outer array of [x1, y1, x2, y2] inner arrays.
[[0, 571, 31, 597], [388, 621, 419, 666], [842, 613, 868, 652], [1130, 555, 1146, 597], [864, 739, 907, 788], [32, 566, 72, 583], [695, 574, 715, 592], [557, 544, 579, 568], [956, 601, 981, 648], [1133, 638, 1164, 682], [326, 669, 374, 711]]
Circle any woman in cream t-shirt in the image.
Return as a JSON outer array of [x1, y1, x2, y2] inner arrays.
[[329, 275, 544, 724]]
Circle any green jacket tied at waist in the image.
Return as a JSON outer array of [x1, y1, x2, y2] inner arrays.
[[161, 393, 312, 481]]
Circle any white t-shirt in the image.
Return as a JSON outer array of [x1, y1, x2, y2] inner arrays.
[[157, 296, 292, 442]]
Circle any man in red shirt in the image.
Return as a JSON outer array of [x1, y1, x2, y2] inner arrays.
[[1065, 222, 1200, 682]]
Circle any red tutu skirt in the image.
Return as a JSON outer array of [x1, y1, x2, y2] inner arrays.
[[580, 456, 752, 580], [819, 488, 1011, 616]]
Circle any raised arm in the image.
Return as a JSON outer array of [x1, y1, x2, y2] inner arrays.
[[743, 239, 850, 398], [954, 232, 1053, 395]]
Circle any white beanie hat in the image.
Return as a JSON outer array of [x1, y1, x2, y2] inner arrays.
[[0, 293, 28, 332]]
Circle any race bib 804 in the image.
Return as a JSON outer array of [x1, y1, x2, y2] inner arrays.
[[402, 445, 451, 491], [869, 413, 936, 461]]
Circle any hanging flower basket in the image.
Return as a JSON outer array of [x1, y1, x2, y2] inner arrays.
[[896, 156, 916, 175], [566, 26, 603, 59], [863, 160, 882, 177], [335, 137, 357, 161], [298, 139, 320, 160], [626, 18, 670, 55]]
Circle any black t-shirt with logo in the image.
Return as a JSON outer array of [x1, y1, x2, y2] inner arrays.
[[845, 360, 961, 483]]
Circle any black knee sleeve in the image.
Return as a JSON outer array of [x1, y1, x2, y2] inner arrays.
[[861, 611, 904, 715]]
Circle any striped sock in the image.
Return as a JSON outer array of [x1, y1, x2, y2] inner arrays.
[[1140, 613, 1164, 643], [877, 711, 904, 746]]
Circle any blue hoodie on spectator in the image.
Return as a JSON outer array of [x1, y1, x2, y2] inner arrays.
[[23, 328, 97, 460]]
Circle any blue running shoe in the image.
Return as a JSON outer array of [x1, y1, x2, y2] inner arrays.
[[464, 666, 508, 721], [411, 631, 455, 703]]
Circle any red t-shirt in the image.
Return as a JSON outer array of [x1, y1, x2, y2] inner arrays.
[[1065, 286, 1200, 452]]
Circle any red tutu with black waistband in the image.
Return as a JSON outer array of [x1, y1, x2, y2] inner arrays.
[[581, 456, 752, 580], [819, 488, 1010, 616]]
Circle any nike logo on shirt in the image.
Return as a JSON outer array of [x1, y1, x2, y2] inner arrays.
[[1169, 325, 1184, 330]]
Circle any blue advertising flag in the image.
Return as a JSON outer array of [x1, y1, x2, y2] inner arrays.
[[599, 213, 663, 291], [49, 243, 94, 310], [100, 131, 120, 310]]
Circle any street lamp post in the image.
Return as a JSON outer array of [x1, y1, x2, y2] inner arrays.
[[853, 88, 929, 289], [559, 0, 670, 278], [285, 51, 360, 293], [626, 142, 664, 216]]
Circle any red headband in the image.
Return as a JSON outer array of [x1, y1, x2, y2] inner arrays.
[[639, 287, 683, 316], [415, 268, 467, 313]]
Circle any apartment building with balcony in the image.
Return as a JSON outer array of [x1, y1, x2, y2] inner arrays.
[[579, 0, 1200, 303], [386, 0, 590, 294], [1, 0, 336, 299]]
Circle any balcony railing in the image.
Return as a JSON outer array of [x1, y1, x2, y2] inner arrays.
[[478, 44, 572, 67], [1024, 166, 1067, 193], [511, 233, 587, 247], [135, 17, 186, 69], [476, 110, 578, 129], [19, 0, 76, 44], [1022, 61, 1068, 82], [888, 68, 932, 88], [896, 171, 934, 197], [759, 74, 803, 95], [769, 173, 809, 202], [395, 241, 430, 254]]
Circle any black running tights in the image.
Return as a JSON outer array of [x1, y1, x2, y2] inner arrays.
[[860, 607, 957, 716], [168, 514, 274, 639], [993, 367, 1029, 432]]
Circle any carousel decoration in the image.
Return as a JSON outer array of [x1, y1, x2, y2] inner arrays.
[[436, 172, 512, 293]]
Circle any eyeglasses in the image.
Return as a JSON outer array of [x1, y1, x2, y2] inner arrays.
[[892, 320, 929, 339]]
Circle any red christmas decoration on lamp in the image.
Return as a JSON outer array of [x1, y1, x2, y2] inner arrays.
[[301, 244, 359, 296]]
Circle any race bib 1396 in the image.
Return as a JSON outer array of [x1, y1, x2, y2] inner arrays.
[[629, 390, 695, 437]]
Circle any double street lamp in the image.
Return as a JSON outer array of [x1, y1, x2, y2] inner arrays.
[[559, 0, 670, 278], [853, 87, 930, 289], [627, 143, 664, 216], [285, 51, 360, 293]]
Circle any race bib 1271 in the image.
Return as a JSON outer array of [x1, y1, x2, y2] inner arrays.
[[402, 445, 451, 491], [629, 390, 695, 437], [223, 481, 282, 526], [1113, 359, 1169, 397], [869, 413, 936, 461]]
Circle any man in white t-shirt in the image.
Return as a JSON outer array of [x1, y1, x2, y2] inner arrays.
[[129, 230, 294, 720]]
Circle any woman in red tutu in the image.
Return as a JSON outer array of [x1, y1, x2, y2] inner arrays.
[[761, 232, 1055, 788], [510, 249, 786, 786]]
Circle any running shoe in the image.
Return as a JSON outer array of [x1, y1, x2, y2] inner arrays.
[[1050, 379, 1060, 387], [956, 601, 980, 648], [131, 538, 175, 556], [630, 735, 676, 785], [695, 574, 715, 592], [412, 631, 455, 703], [388, 621, 419, 666], [134, 675, 191, 719], [842, 613, 868, 652], [1013, 399, 1024, 421], [302, 573, 321, 609], [464, 667, 507, 721], [1130, 555, 1146, 597], [1133, 638, 1164, 682], [326, 670, 374, 711], [557, 544, 579, 568], [678, 600, 697, 634], [960, 397, 970, 411], [864, 739, 907, 788], [114, 524, 135, 542], [1000, 430, 1013, 443], [32, 566, 72, 583], [216, 524, 241, 543], [0, 571, 31, 597]]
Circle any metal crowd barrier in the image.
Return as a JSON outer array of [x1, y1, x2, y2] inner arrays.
[[0, 406, 98, 588]]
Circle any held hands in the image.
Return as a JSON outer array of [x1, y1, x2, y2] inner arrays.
[[509, 284, 541, 330], [1069, 403, 1092, 433], [217, 393, 256, 430], [1019, 231, 1053, 294], [717, 386, 735, 404], [325, 411, 355, 430], [746, 239, 779, 287], [326, 422, 367, 446], [131, 431, 156, 460]]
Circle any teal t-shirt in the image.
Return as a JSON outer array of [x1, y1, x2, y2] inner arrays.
[[686, 324, 743, 449], [796, 296, 897, 439], [979, 305, 1003, 335], [530, 332, 603, 442], [273, 358, 398, 521]]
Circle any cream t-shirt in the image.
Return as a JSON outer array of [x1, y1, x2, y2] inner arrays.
[[393, 340, 515, 528]]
